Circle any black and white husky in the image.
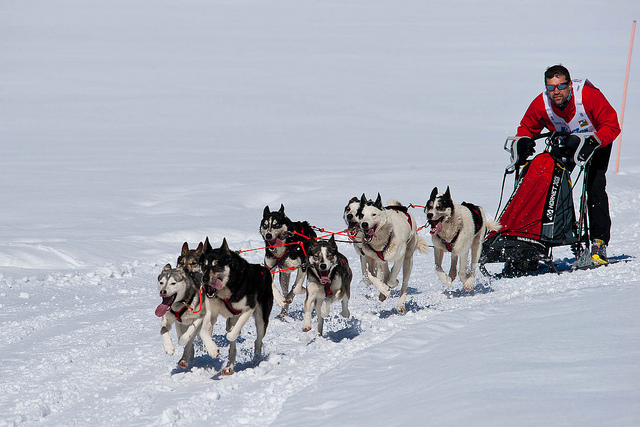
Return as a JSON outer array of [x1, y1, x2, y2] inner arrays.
[[424, 187, 501, 291], [356, 193, 429, 314], [199, 237, 274, 376], [302, 235, 352, 336], [155, 264, 220, 369], [260, 204, 317, 317], [343, 196, 388, 286]]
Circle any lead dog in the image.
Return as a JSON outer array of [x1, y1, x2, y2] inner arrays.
[[199, 237, 273, 375], [424, 186, 501, 291], [302, 235, 352, 336], [356, 193, 429, 314], [260, 204, 317, 317], [155, 263, 220, 369]]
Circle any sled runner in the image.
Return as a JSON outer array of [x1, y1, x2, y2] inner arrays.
[[480, 131, 601, 276]]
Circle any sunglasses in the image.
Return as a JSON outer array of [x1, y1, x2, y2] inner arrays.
[[546, 83, 570, 91]]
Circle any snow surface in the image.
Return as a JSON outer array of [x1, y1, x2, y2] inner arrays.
[[2, 0, 640, 426]]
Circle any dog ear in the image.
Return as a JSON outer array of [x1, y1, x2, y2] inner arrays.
[[349, 196, 359, 203], [374, 193, 383, 208], [430, 187, 438, 201], [360, 193, 367, 205], [181, 242, 189, 255], [195, 241, 203, 254], [328, 234, 336, 247], [263, 205, 270, 217], [220, 238, 230, 253], [444, 186, 451, 200], [279, 204, 285, 214], [204, 237, 213, 252], [163, 263, 172, 272]]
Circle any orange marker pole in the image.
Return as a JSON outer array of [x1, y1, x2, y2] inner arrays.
[[615, 20, 636, 174]]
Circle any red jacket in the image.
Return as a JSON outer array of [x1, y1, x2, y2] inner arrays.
[[517, 81, 620, 147]]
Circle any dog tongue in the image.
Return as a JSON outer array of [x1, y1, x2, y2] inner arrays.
[[268, 238, 283, 247], [155, 296, 173, 317], [320, 275, 331, 285], [430, 221, 443, 235], [212, 278, 224, 290]]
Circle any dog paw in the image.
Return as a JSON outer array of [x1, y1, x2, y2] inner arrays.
[[396, 304, 406, 315], [378, 293, 387, 302], [276, 307, 289, 318], [178, 359, 189, 369], [302, 325, 312, 332], [164, 345, 175, 356], [221, 367, 234, 376], [342, 309, 350, 318]]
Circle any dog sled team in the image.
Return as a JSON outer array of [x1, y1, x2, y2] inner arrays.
[[155, 189, 500, 374]]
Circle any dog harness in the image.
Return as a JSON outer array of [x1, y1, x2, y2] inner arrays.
[[222, 294, 241, 316], [436, 203, 483, 252], [367, 208, 413, 261], [436, 232, 459, 253], [170, 305, 189, 323], [461, 202, 484, 234]]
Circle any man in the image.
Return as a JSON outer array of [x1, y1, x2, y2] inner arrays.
[[515, 64, 620, 265]]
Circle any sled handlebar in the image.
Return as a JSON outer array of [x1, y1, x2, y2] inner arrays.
[[504, 132, 601, 173]]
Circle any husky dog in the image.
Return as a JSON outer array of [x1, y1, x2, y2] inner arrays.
[[356, 194, 429, 314], [155, 264, 220, 369], [177, 241, 204, 287], [424, 186, 501, 291], [260, 204, 317, 317], [302, 235, 352, 336], [199, 237, 273, 375], [343, 196, 387, 286]]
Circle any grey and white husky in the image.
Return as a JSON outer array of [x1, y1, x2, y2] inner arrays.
[[356, 193, 429, 314], [424, 186, 501, 291], [155, 264, 220, 369], [302, 235, 352, 336]]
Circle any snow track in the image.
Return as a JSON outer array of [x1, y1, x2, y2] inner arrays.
[[1, 250, 637, 426]]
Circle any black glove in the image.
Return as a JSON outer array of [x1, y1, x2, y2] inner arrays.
[[516, 137, 535, 164]]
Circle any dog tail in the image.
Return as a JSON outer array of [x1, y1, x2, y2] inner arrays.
[[417, 236, 430, 255], [486, 220, 502, 232], [386, 199, 401, 207]]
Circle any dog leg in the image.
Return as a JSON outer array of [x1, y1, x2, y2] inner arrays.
[[221, 317, 238, 375], [175, 323, 195, 368], [223, 340, 237, 376], [302, 288, 319, 332], [226, 309, 254, 342], [460, 247, 476, 291], [341, 294, 350, 319], [271, 280, 286, 309], [199, 310, 220, 359], [387, 261, 402, 289], [178, 317, 203, 347], [160, 318, 175, 357], [396, 252, 414, 314], [277, 272, 291, 317], [253, 306, 267, 358], [317, 314, 325, 336], [449, 254, 459, 284], [360, 253, 372, 285], [285, 267, 307, 303], [366, 271, 391, 300], [434, 248, 452, 287]]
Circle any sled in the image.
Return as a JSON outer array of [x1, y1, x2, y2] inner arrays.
[[480, 131, 601, 276]]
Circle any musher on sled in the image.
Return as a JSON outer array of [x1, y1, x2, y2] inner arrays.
[[482, 65, 620, 275]]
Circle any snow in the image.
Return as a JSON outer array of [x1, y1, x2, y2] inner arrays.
[[1, 0, 640, 426]]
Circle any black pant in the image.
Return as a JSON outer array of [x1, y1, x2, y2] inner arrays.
[[586, 143, 612, 244]]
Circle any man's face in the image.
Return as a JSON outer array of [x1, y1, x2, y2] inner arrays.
[[545, 76, 572, 107]]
